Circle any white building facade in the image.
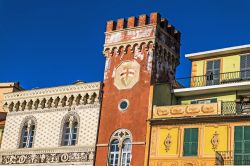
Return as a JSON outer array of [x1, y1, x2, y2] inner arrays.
[[0, 82, 102, 166]]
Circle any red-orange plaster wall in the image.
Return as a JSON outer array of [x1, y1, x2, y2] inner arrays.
[[95, 48, 152, 166]]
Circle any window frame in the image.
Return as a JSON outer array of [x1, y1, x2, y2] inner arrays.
[[60, 112, 80, 146], [240, 54, 250, 80], [107, 129, 132, 166], [183, 128, 199, 157], [19, 116, 37, 149]]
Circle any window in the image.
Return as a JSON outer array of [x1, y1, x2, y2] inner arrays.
[[108, 129, 132, 166], [62, 115, 78, 146], [240, 55, 250, 80], [118, 99, 129, 111], [121, 138, 132, 166], [20, 119, 36, 148], [183, 128, 198, 156], [109, 139, 119, 166], [191, 98, 217, 104], [206, 60, 220, 85], [234, 126, 250, 165]]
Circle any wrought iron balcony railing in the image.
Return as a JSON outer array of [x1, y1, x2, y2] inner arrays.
[[221, 101, 250, 115], [216, 151, 250, 165], [175, 70, 250, 88]]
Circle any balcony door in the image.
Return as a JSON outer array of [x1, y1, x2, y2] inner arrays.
[[206, 60, 220, 86], [240, 55, 250, 80], [234, 126, 250, 165]]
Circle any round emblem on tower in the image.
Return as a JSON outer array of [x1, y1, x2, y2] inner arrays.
[[114, 60, 140, 90]]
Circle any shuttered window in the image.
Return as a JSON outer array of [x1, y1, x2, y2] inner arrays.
[[206, 60, 220, 85], [183, 128, 198, 156], [234, 126, 250, 165], [240, 55, 250, 80]]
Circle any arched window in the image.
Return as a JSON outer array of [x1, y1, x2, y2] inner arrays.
[[108, 129, 132, 166], [20, 119, 36, 148], [62, 115, 78, 146]]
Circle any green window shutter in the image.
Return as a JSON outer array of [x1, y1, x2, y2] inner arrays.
[[183, 128, 198, 156]]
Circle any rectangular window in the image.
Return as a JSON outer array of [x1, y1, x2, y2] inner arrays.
[[206, 60, 220, 85], [240, 55, 250, 80], [183, 128, 198, 156], [234, 126, 250, 165], [191, 98, 217, 104]]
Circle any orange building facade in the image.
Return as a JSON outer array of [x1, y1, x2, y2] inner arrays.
[[95, 12, 180, 166]]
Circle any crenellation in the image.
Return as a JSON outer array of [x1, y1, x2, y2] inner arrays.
[[160, 18, 168, 29], [167, 24, 175, 36], [174, 30, 181, 42], [150, 12, 161, 24], [105, 12, 180, 46], [106, 20, 116, 32], [138, 14, 148, 26], [127, 16, 137, 28], [116, 18, 127, 30]]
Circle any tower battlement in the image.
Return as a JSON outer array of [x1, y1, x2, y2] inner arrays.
[[106, 12, 180, 42]]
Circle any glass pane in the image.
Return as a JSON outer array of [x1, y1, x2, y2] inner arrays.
[[72, 134, 77, 139], [64, 142, 68, 146], [244, 126, 250, 140], [64, 134, 69, 139], [71, 140, 76, 145], [235, 126, 243, 140], [234, 155, 243, 165], [65, 128, 70, 133], [235, 142, 243, 153], [244, 141, 250, 153]]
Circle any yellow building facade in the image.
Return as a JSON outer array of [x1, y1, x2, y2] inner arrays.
[[147, 44, 250, 166]]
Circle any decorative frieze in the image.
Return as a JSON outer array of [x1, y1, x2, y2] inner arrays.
[[0, 146, 94, 165], [3, 82, 102, 113], [153, 102, 220, 118]]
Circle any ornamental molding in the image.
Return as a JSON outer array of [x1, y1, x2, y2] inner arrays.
[[0, 146, 94, 165], [104, 25, 156, 46], [6, 104, 100, 116], [103, 40, 155, 57], [154, 103, 219, 118], [164, 133, 172, 152], [110, 129, 132, 145], [3, 83, 101, 113], [4, 82, 101, 101], [211, 131, 219, 151]]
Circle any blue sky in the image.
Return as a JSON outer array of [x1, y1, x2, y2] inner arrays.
[[1, 0, 250, 89]]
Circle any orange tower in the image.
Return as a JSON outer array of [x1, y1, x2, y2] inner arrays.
[[95, 12, 181, 166]]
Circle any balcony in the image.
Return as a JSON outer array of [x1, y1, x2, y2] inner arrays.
[[175, 70, 250, 89], [216, 151, 250, 165], [153, 101, 250, 119]]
